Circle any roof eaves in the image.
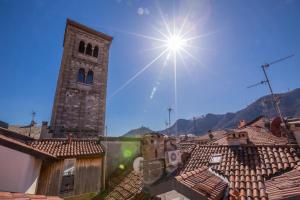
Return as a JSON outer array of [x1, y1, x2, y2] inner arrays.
[[0, 134, 57, 160]]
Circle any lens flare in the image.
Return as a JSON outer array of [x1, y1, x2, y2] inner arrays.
[[166, 35, 187, 52]]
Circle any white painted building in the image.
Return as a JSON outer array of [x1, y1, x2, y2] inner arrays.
[[0, 128, 55, 194]]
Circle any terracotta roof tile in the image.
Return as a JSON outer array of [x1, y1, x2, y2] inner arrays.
[[29, 139, 104, 158], [175, 167, 227, 200], [0, 134, 56, 159], [181, 144, 300, 200], [265, 168, 300, 200], [212, 127, 289, 146], [104, 171, 143, 200], [179, 142, 197, 154]]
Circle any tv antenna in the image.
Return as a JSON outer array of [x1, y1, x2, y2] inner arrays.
[[29, 111, 36, 137], [167, 107, 173, 128], [247, 54, 294, 131]]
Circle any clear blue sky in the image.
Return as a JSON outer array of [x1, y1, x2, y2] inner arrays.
[[0, 0, 299, 136]]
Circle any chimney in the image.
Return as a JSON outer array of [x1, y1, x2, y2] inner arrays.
[[67, 133, 73, 144], [40, 121, 51, 139], [238, 120, 246, 128]]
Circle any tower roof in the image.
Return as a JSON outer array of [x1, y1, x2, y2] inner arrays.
[[63, 18, 113, 46]]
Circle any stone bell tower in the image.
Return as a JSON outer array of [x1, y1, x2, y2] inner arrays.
[[50, 19, 113, 138]]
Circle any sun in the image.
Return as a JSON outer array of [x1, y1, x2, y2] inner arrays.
[[109, 10, 209, 99], [166, 35, 187, 52]]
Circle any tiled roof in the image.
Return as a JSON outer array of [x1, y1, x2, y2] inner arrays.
[[29, 139, 104, 158], [181, 144, 300, 200], [0, 134, 56, 160], [0, 192, 62, 200], [104, 171, 143, 200], [175, 167, 227, 200], [212, 127, 289, 146], [265, 167, 300, 200], [179, 142, 197, 154]]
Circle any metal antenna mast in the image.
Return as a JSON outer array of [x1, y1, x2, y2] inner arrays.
[[247, 54, 294, 131], [29, 111, 36, 137], [167, 107, 173, 128]]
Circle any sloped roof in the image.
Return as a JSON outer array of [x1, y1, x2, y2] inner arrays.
[[104, 171, 143, 200], [181, 144, 300, 200], [29, 139, 105, 158], [265, 167, 300, 200], [212, 127, 289, 146], [0, 192, 62, 200], [175, 167, 227, 200], [0, 127, 105, 158], [179, 142, 197, 154], [0, 131, 56, 160]]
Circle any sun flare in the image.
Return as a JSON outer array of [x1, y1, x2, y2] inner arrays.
[[109, 9, 210, 99], [166, 35, 187, 53]]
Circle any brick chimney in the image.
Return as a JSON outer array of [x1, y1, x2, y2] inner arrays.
[[40, 121, 51, 139], [67, 133, 73, 144], [238, 120, 246, 128]]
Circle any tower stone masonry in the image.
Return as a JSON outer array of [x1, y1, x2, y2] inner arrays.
[[50, 19, 113, 138]]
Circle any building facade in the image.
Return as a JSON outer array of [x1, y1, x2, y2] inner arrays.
[[50, 19, 113, 138]]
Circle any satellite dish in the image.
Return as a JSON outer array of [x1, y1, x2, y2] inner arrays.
[[133, 157, 143, 175]]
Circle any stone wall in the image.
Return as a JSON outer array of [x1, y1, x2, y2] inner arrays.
[[50, 19, 112, 138]]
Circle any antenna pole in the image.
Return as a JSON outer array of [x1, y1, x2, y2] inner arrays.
[[248, 55, 294, 136], [261, 54, 294, 132], [29, 111, 36, 137], [261, 65, 280, 115], [167, 107, 172, 128]]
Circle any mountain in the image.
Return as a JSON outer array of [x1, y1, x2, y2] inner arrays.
[[123, 126, 153, 138], [161, 88, 300, 136]]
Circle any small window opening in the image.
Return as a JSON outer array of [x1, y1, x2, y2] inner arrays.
[[93, 46, 99, 58], [86, 43, 92, 56], [86, 70, 94, 84], [210, 154, 222, 164], [60, 159, 76, 194], [78, 41, 85, 53], [77, 68, 85, 83]]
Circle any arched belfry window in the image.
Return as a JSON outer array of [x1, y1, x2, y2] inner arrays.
[[86, 43, 92, 56], [93, 46, 99, 58], [77, 68, 85, 83], [78, 41, 85, 53], [86, 70, 94, 84]]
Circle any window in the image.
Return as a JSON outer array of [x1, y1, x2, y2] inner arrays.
[[77, 68, 85, 83], [210, 154, 222, 164], [93, 46, 99, 58], [60, 159, 76, 194], [78, 41, 85, 53], [86, 70, 94, 84], [86, 43, 92, 56]]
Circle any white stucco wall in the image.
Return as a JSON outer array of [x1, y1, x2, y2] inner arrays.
[[0, 145, 42, 194]]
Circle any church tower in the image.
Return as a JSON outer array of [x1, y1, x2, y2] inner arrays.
[[50, 19, 112, 138]]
